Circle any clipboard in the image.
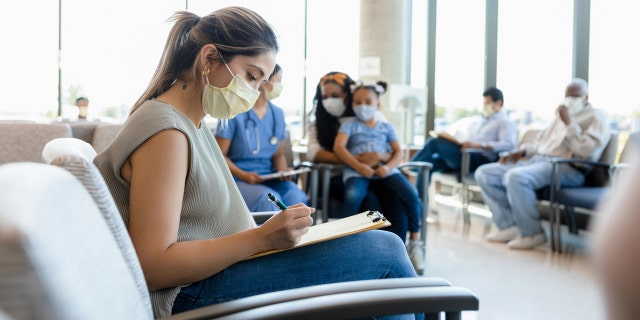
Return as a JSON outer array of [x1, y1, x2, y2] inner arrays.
[[246, 211, 391, 260], [429, 130, 462, 146], [258, 167, 312, 181]]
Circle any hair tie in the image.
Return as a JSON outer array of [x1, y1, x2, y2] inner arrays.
[[320, 73, 347, 87], [351, 81, 385, 94]]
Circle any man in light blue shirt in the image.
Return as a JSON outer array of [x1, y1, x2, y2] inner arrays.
[[411, 87, 518, 195]]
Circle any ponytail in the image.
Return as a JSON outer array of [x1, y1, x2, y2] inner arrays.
[[131, 7, 278, 114]]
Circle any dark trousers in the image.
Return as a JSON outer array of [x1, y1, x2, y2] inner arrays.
[[411, 137, 489, 195]]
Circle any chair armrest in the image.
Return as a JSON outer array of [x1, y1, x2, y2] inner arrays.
[[165, 277, 455, 320], [297, 161, 316, 169], [208, 286, 479, 320], [315, 162, 346, 172], [548, 158, 611, 168], [461, 147, 497, 155], [613, 163, 632, 170], [398, 161, 433, 171], [610, 163, 633, 187]]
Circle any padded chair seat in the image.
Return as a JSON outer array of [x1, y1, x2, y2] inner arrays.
[[555, 187, 609, 210]]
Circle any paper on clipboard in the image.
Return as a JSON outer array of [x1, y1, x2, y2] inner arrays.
[[429, 130, 462, 146], [259, 167, 311, 180], [246, 211, 391, 260]]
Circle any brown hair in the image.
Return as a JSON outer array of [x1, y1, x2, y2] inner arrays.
[[131, 7, 279, 113]]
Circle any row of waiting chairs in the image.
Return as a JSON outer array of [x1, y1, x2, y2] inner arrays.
[[430, 129, 638, 252], [0, 121, 122, 165]]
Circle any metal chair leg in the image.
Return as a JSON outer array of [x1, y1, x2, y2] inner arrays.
[[445, 311, 462, 320], [321, 165, 332, 223]]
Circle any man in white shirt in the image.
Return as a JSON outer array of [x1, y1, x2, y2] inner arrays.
[[475, 78, 610, 250]]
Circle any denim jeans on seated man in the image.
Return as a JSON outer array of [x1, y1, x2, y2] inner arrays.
[[411, 137, 491, 196], [172, 230, 424, 320], [475, 154, 584, 239], [474, 79, 610, 249]]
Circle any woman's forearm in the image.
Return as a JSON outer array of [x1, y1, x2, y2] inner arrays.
[[313, 149, 343, 163], [272, 154, 288, 171], [142, 228, 267, 291], [385, 142, 404, 169]]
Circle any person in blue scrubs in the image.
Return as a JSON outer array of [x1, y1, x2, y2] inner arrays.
[[216, 64, 308, 212]]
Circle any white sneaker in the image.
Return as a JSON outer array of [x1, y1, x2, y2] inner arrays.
[[485, 226, 519, 243], [407, 240, 425, 274], [507, 233, 547, 250]]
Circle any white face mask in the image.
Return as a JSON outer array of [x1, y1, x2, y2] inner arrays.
[[564, 97, 585, 115], [353, 104, 377, 121], [482, 103, 496, 118], [265, 82, 283, 101], [202, 59, 260, 119], [78, 106, 88, 119], [322, 98, 346, 117]]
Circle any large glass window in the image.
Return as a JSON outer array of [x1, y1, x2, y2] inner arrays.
[[409, 0, 485, 145], [497, 0, 573, 126], [433, 0, 486, 135], [0, 1, 59, 121], [61, 0, 183, 122], [589, 0, 640, 133]]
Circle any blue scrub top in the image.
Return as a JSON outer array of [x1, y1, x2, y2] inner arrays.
[[215, 102, 287, 175]]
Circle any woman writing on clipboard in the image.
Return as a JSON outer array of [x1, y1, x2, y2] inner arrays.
[[216, 64, 308, 212]]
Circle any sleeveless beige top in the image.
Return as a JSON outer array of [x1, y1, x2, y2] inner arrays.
[[94, 100, 255, 318]]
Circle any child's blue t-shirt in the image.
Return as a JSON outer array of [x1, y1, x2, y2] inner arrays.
[[338, 118, 401, 181]]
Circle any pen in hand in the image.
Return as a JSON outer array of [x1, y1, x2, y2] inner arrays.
[[268, 193, 288, 210]]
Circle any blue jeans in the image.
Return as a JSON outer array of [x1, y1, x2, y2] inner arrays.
[[474, 155, 585, 237], [236, 179, 308, 212], [330, 175, 409, 242], [172, 230, 423, 320], [343, 174, 423, 241], [371, 182, 409, 242], [318, 175, 385, 218], [411, 137, 489, 195]]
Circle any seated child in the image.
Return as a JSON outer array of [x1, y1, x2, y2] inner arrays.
[[333, 81, 425, 272]]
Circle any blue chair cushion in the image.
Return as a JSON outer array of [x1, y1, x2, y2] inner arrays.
[[555, 187, 609, 210]]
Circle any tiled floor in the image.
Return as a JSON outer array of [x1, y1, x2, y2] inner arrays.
[[423, 197, 606, 320]]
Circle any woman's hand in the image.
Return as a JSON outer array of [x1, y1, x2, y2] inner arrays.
[[240, 171, 263, 184], [278, 167, 294, 181], [257, 204, 315, 249], [357, 152, 391, 167], [356, 152, 380, 167], [355, 163, 375, 178], [374, 165, 391, 178], [499, 149, 526, 164]]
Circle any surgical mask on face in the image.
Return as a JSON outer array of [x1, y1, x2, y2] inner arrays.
[[564, 97, 585, 115], [202, 59, 260, 119], [482, 103, 496, 118], [322, 98, 346, 117], [265, 82, 283, 101], [78, 106, 88, 119], [353, 104, 377, 121]]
